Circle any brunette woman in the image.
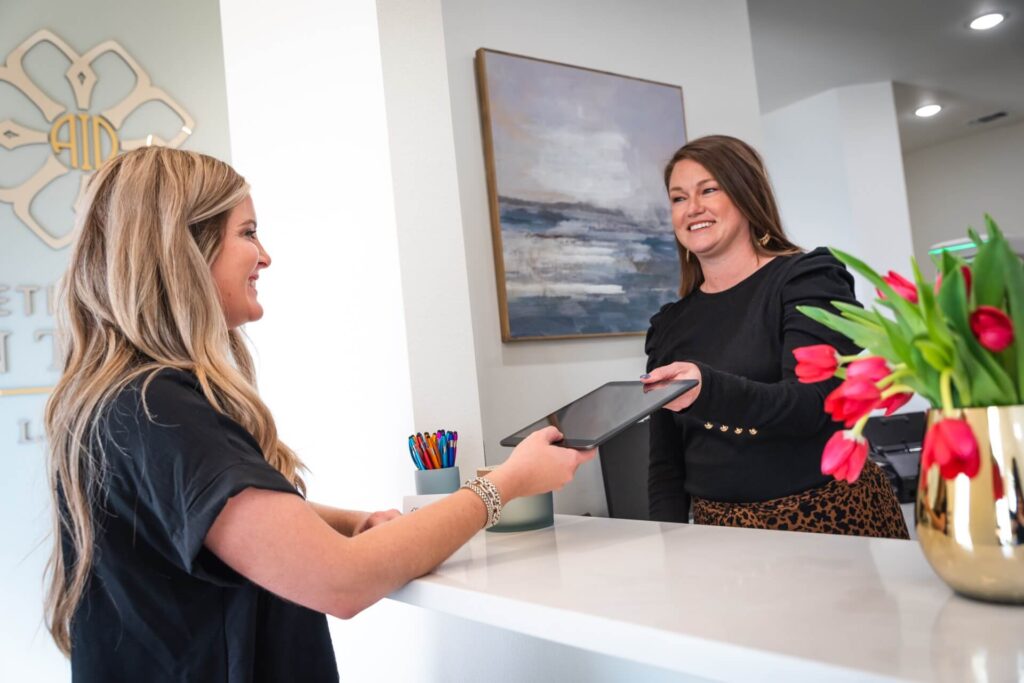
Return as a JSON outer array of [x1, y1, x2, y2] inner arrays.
[[640, 135, 907, 538]]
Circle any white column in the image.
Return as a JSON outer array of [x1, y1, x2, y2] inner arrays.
[[377, 0, 487, 480], [219, 1, 427, 678], [762, 81, 917, 305]]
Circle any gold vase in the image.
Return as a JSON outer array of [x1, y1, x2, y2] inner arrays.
[[916, 406, 1024, 603]]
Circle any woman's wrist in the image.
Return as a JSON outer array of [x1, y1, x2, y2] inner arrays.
[[483, 467, 521, 504]]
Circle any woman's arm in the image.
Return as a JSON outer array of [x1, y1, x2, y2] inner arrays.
[[642, 252, 859, 436], [204, 427, 594, 619], [644, 360, 838, 437], [308, 502, 400, 536]]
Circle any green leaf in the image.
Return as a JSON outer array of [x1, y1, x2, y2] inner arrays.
[[943, 334, 972, 407], [967, 226, 985, 248], [796, 305, 890, 354], [938, 257, 1019, 404], [992, 217, 1024, 396], [912, 258, 955, 351], [829, 248, 925, 335], [876, 313, 914, 367], [914, 338, 952, 371], [972, 220, 1005, 308], [832, 301, 884, 329]]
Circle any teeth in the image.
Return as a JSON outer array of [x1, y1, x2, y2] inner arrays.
[[689, 221, 714, 231]]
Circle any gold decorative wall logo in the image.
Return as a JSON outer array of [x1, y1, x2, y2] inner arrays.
[[0, 29, 195, 249]]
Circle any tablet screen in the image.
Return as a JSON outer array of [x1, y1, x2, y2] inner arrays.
[[499, 379, 698, 449]]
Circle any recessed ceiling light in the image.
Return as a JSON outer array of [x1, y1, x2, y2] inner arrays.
[[970, 12, 1005, 30], [915, 104, 942, 118]]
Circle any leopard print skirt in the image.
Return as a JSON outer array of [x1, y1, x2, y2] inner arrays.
[[692, 460, 910, 539]]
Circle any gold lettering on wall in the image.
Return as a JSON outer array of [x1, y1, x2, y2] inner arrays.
[[49, 113, 119, 171], [0, 29, 195, 250], [0, 387, 53, 397]]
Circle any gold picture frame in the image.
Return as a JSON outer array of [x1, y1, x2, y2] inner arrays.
[[475, 48, 687, 341]]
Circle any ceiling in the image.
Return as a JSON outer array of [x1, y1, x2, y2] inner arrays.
[[747, 0, 1024, 151]]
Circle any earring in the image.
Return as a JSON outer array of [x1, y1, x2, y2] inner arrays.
[[685, 247, 691, 261], [758, 232, 771, 246]]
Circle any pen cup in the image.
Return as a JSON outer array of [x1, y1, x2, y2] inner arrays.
[[414, 466, 461, 495]]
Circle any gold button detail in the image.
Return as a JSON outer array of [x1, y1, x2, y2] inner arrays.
[[719, 425, 729, 432], [749, 428, 758, 436], [704, 422, 713, 430], [734, 427, 743, 435]]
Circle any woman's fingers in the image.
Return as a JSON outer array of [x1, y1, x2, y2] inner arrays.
[[641, 362, 702, 411], [355, 509, 402, 535], [537, 425, 565, 443], [641, 362, 689, 383]]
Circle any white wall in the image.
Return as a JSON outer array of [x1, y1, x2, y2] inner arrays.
[[440, 0, 765, 515], [761, 82, 917, 306], [904, 119, 1024, 274], [376, 0, 486, 482], [219, 1, 426, 680]]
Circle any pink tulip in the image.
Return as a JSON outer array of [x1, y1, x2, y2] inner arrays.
[[969, 306, 1015, 352], [876, 271, 919, 304], [879, 391, 913, 416], [921, 418, 980, 480], [821, 430, 868, 483], [846, 356, 889, 383], [793, 344, 840, 383], [824, 379, 881, 427], [845, 357, 912, 415]]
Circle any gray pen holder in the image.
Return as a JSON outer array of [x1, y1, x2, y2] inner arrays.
[[414, 466, 460, 495]]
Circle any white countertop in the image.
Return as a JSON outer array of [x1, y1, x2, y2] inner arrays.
[[388, 515, 1024, 682]]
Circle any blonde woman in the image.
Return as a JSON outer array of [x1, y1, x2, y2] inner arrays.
[[45, 146, 593, 681]]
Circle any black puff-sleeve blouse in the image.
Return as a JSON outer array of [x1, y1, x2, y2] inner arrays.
[[645, 248, 861, 521]]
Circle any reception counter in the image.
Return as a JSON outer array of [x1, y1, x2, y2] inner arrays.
[[388, 515, 1023, 682]]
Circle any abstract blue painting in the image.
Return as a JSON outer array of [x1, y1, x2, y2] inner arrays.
[[476, 49, 687, 341]]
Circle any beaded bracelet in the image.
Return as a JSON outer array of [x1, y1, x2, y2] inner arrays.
[[461, 476, 502, 528]]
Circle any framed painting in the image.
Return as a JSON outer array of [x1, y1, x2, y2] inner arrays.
[[475, 48, 687, 341]]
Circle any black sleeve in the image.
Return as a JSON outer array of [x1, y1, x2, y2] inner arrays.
[[645, 303, 690, 522], [647, 410, 690, 522], [686, 249, 862, 436], [104, 370, 300, 584]]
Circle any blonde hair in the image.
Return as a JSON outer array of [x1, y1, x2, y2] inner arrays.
[[664, 135, 801, 297], [43, 146, 305, 655]]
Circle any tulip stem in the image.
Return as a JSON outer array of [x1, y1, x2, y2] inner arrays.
[[940, 369, 954, 416], [876, 367, 910, 389], [881, 384, 914, 398], [851, 413, 871, 438]]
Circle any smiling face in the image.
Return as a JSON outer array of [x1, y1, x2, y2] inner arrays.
[[667, 159, 751, 260], [209, 195, 270, 329]]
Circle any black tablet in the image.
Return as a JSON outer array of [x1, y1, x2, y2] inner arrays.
[[499, 379, 699, 450]]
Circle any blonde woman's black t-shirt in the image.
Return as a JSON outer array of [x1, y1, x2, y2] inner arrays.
[[65, 369, 338, 682]]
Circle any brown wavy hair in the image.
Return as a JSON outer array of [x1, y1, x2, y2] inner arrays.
[[44, 146, 306, 655], [663, 135, 801, 297]]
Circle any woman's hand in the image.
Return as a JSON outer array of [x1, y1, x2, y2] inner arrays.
[[640, 362, 702, 411], [487, 426, 596, 502], [351, 509, 401, 535]]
